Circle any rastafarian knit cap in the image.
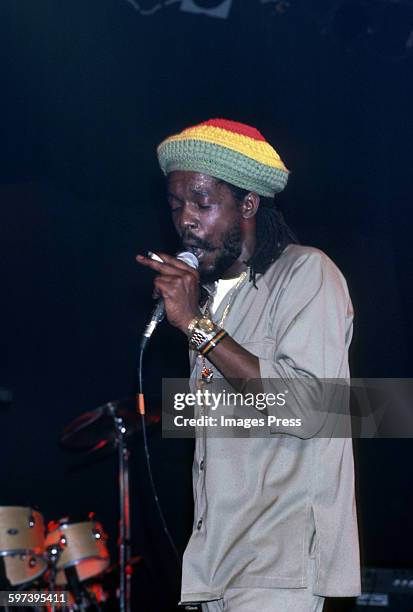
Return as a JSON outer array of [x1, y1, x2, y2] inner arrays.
[[157, 118, 289, 198]]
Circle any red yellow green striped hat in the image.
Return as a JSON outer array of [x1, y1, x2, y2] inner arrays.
[[157, 118, 289, 198]]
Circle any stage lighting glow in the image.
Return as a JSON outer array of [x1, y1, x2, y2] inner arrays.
[[180, 0, 233, 19]]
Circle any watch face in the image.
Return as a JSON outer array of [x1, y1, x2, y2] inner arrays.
[[199, 318, 215, 333]]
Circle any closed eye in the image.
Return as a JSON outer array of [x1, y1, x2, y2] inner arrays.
[[168, 201, 212, 212]]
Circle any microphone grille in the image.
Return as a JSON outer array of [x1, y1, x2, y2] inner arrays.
[[176, 251, 199, 270]]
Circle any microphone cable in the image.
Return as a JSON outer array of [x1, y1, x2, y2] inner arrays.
[[137, 326, 181, 567]]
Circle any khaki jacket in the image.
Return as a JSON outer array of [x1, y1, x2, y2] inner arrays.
[[180, 245, 361, 603]]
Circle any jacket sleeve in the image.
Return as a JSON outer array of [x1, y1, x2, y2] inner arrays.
[[257, 250, 354, 438]]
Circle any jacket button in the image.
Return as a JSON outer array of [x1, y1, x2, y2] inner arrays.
[[199, 460, 204, 471], [197, 519, 203, 530]]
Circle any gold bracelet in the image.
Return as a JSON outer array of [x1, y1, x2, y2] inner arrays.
[[186, 317, 199, 338]]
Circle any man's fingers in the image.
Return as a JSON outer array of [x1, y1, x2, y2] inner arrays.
[[155, 252, 199, 272], [153, 276, 181, 300], [153, 275, 185, 292], [136, 253, 197, 276], [135, 255, 180, 276], [153, 274, 183, 287]]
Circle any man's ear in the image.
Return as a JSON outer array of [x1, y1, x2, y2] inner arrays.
[[241, 192, 260, 219]]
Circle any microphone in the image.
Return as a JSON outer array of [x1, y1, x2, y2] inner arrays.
[[141, 251, 199, 348]]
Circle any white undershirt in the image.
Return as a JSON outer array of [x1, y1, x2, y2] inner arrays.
[[209, 276, 243, 316]]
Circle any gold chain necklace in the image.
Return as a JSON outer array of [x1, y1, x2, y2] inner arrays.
[[200, 271, 248, 384]]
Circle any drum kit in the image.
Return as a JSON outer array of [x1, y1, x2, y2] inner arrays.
[[0, 398, 160, 611]]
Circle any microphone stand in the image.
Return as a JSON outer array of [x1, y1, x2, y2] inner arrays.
[[46, 544, 63, 612], [64, 567, 89, 611], [108, 403, 132, 612]]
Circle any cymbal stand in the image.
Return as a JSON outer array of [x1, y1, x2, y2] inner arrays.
[[108, 403, 131, 612]]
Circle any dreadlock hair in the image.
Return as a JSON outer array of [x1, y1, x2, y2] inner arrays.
[[220, 181, 299, 286]]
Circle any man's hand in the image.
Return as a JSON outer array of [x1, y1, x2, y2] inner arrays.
[[136, 251, 261, 384], [136, 252, 202, 334]]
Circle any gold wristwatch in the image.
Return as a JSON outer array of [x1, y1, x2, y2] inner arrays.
[[188, 317, 217, 350]]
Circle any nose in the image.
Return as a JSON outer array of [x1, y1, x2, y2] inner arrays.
[[178, 203, 199, 234]]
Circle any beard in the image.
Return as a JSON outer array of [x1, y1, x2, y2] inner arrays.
[[182, 225, 243, 284]]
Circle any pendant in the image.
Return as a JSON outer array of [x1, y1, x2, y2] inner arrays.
[[201, 366, 214, 383]]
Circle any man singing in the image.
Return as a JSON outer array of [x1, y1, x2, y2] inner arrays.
[[136, 119, 360, 611]]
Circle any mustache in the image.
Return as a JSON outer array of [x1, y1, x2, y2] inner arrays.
[[181, 233, 216, 252]]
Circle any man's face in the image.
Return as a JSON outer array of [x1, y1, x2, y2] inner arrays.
[[167, 171, 244, 282]]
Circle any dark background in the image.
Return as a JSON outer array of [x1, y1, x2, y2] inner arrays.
[[0, 0, 412, 609]]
